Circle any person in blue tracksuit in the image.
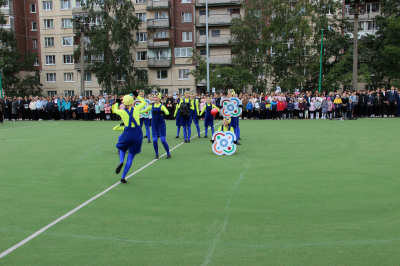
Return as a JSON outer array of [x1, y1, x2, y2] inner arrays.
[[190, 92, 201, 138], [46, 100, 55, 121], [138, 90, 151, 143], [175, 96, 183, 138], [227, 89, 241, 144], [199, 97, 219, 138], [140, 93, 171, 160], [174, 92, 194, 143]]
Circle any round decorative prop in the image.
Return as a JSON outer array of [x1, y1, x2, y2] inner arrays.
[[134, 98, 152, 119], [211, 131, 237, 156], [211, 108, 219, 117], [220, 97, 242, 118]]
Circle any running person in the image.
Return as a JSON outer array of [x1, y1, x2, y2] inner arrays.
[[174, 92, 194, 143], [190, 92, 201, 138], [140, 93, 171, 160], [138, 90, 151, 143], [113, 92, 146, 183], [199, 97, 219, 138]]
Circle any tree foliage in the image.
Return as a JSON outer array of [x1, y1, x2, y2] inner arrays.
[[79, 0, 143, 94], [0, 0, 42, 96]]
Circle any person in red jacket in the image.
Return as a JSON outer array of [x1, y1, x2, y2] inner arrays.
[[277, 99, 285, 120]]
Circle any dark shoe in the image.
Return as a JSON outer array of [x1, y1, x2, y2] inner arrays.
[[143, 135, 147, 138], [120, 178, 127, 183], [187, 140, 190, 143], [166, 155, 171, 159], [198, 136, 201, 138], [155, 155, 159, 159], [184, 140, 187, 143], [236, 142, 241, 145], [116, 163, 124, 174], [238, 138, 242, 140], [175, 136, 179, 138], [148, 140, 151, 143], [204, 136, 208, 138]]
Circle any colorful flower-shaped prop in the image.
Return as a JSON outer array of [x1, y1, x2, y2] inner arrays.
[[212, 131, 237, 155], [220, 97, 242, 118], [134, 99, 152, 119]]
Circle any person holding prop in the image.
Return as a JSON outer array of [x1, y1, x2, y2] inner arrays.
[[137, 90, 151, 143], [174, 92, 194, 143], [140, 93, 172, 160], [217, 117, 234, 132], [190, 92, 201, 138], [210, 117, 238, 155], [199, 97, 219, 138], [227, 89, 242, 145], [113, 91, 146, 183]]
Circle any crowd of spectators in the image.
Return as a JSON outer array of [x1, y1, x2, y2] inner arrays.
[[0, 86, 399, 124]]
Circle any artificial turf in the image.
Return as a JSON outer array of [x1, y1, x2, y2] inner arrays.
[[0, 119, 399, 265]]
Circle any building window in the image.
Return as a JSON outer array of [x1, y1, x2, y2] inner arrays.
[[181, 12, 192, 22], [153, 28, 169, 38], [47, 91, 57, 96], [63, 73, 74, 82], [157, 70, 168, 80], [160, 89, 168, 94], [366, 3, 380, 12], [34, 57, 39, 66], [43, 19, 54, 29], [137, 70, 148, 81], [85, 73, 92, 82], [178, 69, 190, 80], [62, 37, 73, 46], [43, 1, 53, 11], [200, 49, 207, 56], [60, 0, 71, 9], [154, 12, 168, 19], [136, 32, 147, 42], [1, 0, 9, 8], [31, 22, 37, 31], [182, 0, 190, 3], [155, 50, 168, 59], [136, 0, 145, 3], [84, 90, 92, 97], [65, 90, 74, 96], [2, 16, 10, 27], [199, 30, 206, 35], [136, 13, 146, 22], [44, 37, 55, 47], [61, 18, 72, 28], [45, 55, 56, 65], [63, 55, 74, 64], [182, 31, 192, 42], [179, 88, 190, 94], [211, 30, 220, 37], [46, 73, 57, 82], [31, 4, 36, 13], [136, 51, 147, 61], [175, 47, 192, 58], [199, 10, 208, 16], [33, 39, 38, 48]]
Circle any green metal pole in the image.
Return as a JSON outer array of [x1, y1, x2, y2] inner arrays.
[[319, 29, 324, 94]]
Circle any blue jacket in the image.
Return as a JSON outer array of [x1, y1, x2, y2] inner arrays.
[[46, 102, 55, 112], [58, 99, 66, 111], [347, 102, 354, 111], [260, 102, 266, 110], [367, 95, 374, 106], [397, 94, 400, 105], [271, 101, 277, 110], [246, 102, 253, 110], [387, 90, 398, 103], [287, 102, 294, 111], [65, 102, 71, 110]]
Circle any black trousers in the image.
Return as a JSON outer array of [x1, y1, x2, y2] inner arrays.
[[366, 106, 373, 116], [359, 106, 366, 116], [30, 110, 37, 120], [382, 103, 388, 116], [4, 108, 10, 120], [100, 111, 105, 120], [48, 111, 53, 120], [389, 102, 396, 116], [66, 110, 70, 120], [0, 111, 3, 123], [247, 110, 252, 119]]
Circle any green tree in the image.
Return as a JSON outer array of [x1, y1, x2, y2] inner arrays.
[[77, 0, 142, 94], [0, 0, 42, 96]]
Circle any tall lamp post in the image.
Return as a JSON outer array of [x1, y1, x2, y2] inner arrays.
[[318, 29, 324, 94], [349, 0, 366, 92], [206, 0, 210, 94], [74, 17, 90, 96]]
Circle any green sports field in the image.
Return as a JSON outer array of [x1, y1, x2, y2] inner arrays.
[[1, 119, 400, 265]]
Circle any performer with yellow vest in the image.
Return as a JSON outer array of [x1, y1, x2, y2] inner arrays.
[[174, 91, 194, 143], [189, 92, 201, 138], [199, 97, 219, 138], [140, 93, 171, 159], [113, 91, 146, 183]]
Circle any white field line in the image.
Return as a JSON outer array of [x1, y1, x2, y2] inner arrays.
[[0, 123, 59, 131], [0, 121, 222, 259]]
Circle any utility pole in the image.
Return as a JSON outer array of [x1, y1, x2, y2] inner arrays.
[[349, 0, 366, 92], [81, 30, 85, 97], [206, 0, 210, 94], [318, 29, 324, 94]]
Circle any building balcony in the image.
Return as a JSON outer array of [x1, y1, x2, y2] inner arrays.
[[200, 55, 233, 65], [197, 14, 241, 26], [196, 0, 241, 6], [197, 34, 232, 46], [74, 62, 90, 70], [146, 0, 170, 10], [148, 39, 170, 48], [72, 5, 101, 14], [148, 57, 171, 67], [147, 18, 170, 28]]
